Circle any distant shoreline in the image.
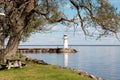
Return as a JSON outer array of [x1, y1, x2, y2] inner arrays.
[[18, 45, 120, 46]]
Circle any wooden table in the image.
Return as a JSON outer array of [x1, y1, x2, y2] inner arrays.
[[6, 59, 22, 69]]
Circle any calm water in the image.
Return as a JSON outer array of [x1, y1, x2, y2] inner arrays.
[[23, 45, 120, 80]]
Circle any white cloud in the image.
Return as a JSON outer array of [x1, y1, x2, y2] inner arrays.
[[65, 4, 71, 8], [51, 25, 62, 31]]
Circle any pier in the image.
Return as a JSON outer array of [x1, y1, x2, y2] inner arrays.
[[16, 48, 77, 54]]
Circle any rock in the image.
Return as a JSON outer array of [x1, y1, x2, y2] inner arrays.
[[62, 66, 71, 69], [74, 69, 104, 80], [25, 57, 48, 65], [57, 48, 77, 53], [17, 48, 77, 53], [88, 75, 98, 80]]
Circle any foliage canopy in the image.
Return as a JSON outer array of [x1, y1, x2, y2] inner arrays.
[[0, 0, 119, 59]]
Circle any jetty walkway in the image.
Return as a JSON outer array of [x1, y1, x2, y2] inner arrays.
[[0, 48, 77, 54]]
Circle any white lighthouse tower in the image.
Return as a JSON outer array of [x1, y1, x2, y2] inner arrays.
[[63, 34, 68, 48]]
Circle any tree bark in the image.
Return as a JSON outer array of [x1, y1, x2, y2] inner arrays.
[[4, 30, 23, 60], [2, 0, 36, 62], [0, 35, 4, 56], [0, 39, 2, 49]]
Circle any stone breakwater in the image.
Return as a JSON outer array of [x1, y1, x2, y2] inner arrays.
[[17, 48, 77, 53], [25, 57, 104, 80]]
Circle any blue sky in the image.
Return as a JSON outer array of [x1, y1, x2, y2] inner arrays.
[[20, 0, 120, 45], [109, 0, 120, 10]]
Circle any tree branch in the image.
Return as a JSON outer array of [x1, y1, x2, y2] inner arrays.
[[70, 0, 87, 35]]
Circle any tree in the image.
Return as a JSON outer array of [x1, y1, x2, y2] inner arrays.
[[0, 0, 119, 62]]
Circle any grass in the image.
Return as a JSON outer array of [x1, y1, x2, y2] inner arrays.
[[0, 62, 94, 80], [0, 54, 94, 80]]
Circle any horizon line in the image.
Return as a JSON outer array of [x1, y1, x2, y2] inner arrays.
[[18, 44, 120, 46]]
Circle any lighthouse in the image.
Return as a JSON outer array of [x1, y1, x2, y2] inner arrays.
[[63, 34, 68, 48]]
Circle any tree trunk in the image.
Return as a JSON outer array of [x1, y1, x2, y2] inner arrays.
[[0, 39, 3, 62], [0, 36, 4, 56], [0, 39, 3, 58], [4, 30, 23, 60], [0, 34, 5, 49], [0, 39, 2, 49], [2, 0, 37, 63]]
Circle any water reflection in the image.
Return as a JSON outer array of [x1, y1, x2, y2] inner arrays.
[[63, 53, 68, 67], [24, 46, 120, 80]]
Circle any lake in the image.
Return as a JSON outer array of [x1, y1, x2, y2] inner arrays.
[[23, 45, 120, 80]]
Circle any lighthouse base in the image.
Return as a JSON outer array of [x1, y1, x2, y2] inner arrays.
[[57, 48, 77, 53]]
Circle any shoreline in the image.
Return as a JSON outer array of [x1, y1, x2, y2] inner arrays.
[[25, 56, 104, 80]]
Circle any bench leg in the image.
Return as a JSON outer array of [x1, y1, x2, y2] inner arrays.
[[7, 62, 12, 69]]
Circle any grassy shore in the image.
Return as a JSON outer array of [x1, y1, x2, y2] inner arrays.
[[0, 61, 94, 80]]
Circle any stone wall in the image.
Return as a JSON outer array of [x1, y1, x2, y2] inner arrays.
[[17, 48, 77, 53]]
